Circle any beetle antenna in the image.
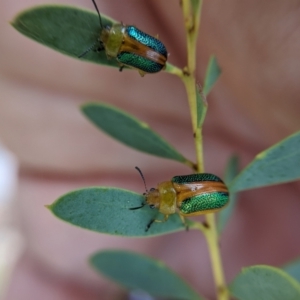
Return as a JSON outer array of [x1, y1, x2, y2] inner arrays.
[[135, 166, 148, 193], [91, 0, 103, 29], [78, 40, 98, 58], [78, 0, 104, 58], [129, 167, 148, 211]]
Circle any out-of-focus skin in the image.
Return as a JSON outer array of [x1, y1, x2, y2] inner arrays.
[[1, 0, 300, 299]]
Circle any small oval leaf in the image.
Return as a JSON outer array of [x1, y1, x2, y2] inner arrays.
[[230, 265, 300, 300], [90, 250, 203, 300], [230, 131, 300, 192], [11, 5, 120, 67], [196, 85, 207, 128], [47, 187, 186, 237], [203, 56, 222, 96], [81, 102, 190, 164]]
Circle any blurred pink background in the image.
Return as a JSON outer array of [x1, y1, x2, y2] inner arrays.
[[0, 0, 299, 299]]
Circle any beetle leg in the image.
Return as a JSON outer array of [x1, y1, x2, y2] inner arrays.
[[146, 214, 169, 232], [179, 214, 189, 231], [162, 214, 169, 222], [146, 218, 155, 232], [138, 70, 146, 77], [154, 214, 169, 223], [119, 65, 124, 72]]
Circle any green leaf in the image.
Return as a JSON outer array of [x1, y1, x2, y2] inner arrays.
[[11, 5, 121, 67], [90, 250, 203, 300], [230, 265, 300, 300], [230, 131, 300, 193], [203, 56, 222, 96], [217, 155, 239, 233], [197, 56, 221, 127], [47, 187, 187, 237], [81, 102, 191, 164], [283, 259, 300, 282], [196, 85, 208, 128]]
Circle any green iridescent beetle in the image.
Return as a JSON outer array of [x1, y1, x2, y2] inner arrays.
[[131, 168, 229, 231], [79, 0, 168, 77]]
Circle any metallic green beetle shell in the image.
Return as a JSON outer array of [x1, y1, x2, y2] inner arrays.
[[179, 192, 229, 215], [172, 173, 229, 216], [116, 26, 167, 74], [172, 173, 224, 184]]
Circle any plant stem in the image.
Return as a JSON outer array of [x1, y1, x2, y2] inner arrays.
[[204, 214, 229, 300], [180, 1, 228, 299], [182, 76, 204, 172], [181, 0, 204, 172]]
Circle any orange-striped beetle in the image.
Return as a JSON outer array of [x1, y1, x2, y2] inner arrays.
[[79, 0, 168, 76], [131, 167, 229, 231]]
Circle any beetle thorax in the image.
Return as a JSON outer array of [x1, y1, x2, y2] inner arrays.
[[146, 181, 177, 215], [100, 24, 125, 58]]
